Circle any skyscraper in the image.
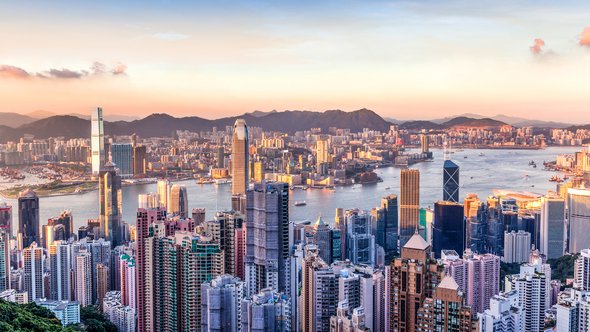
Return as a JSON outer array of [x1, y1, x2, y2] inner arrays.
[[503, 231, 531, 264], [0, 232, 10, 292], [0, 202, 12, 235], [399, 169, 420, 247], [24, 242, 45, 301], [204, 211, 244, 276], [49, 241, 73, 301], [18, 189, 39, 248], [416, 275, 473, 331], [540, 194, 565, 259], [345, 210, 376, 266], [381, 194, 399, 258], [432, 201, 465, 258], [168, 184, 188, 218], [99, 162, 123, 247], [76, 250, 92, 307], [241, 288, 290, 332], [245, 182, 290, 296], [231, 119, 249, 195], [574, 249, 590, 291], [201, 274, 245, 332], [156, 179, 170, 210], [91, 107, 105, 176], [133, 145, 147, 176], [388, 232, 444, 332], [111, 143, 134, 178], [443, 160, 460, 203], [311, 216, 332, 264], [478, 290, 524, 332], [316, 138, 329, 174], [567, 188, 590, 254]]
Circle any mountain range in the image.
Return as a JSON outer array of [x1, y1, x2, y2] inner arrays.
[[0, 109, 585, 141]]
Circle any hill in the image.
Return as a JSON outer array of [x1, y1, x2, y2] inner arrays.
[[0, 112, 37, 127], [398, 120, 443, 130], [440, 116, 508, 129], [0, 109, 392, 141]]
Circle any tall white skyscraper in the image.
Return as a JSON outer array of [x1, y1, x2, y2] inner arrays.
[[49, 241, 73, 301], [503, 231, 531, 264], [0, 232, 10, 292], [91, 107, 105, 176], [76, 251, 92, 307], [24, 242, 45, 301], [575, 249, 590, 291]]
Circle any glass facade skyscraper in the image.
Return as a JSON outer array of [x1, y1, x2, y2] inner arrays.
[[99, 162, 123, 247], [432, 201, 465, 258], [111, 143, 134, 178], [91, 107, 105, 176], [443, 160, 460, 203], [18, 189, 39, 248], [567, 188, 590, 254]]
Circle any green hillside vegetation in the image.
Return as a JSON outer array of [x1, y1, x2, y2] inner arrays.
[[0, 300, 116, 332]]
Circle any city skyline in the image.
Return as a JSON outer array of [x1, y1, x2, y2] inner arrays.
[[1, 1, 590, 122]]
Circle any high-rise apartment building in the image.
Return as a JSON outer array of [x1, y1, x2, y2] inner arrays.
[[201, 274, 245, 332], [99, 162, 123, 247], [49, 241, 73, 301], [388, 232, 444, 331], [568, 188, 590, 254], [503, 231, 531, 263], [241, 288, 290, 332], [443, 160, 460, 202], [24, 242, 44, 301], [204, 211, 244, 276], [0, 202, 12, 235], [540, 194, 565, 259], [432, 201, 465, 258], [75, 250, 92, 307], [330, 300, 369, 332], [18, 189, 39, 248], [231, 119, 249, 195], [416, 275, 473, 331], [0, 232, 10, 292], [441, 249, 500, 314], [156, 179, 170, 210], [478, 290, 524, 332], [575, 249, 590, 291], [168, 184, 188, 218], [245, 182, 290, 295], [399, 169, 420, 247], [91, 107, 105, 176]]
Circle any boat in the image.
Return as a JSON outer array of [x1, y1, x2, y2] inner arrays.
[[197, 178, 215, 184], [294, 201, 307, 207], [385, 187, 391, 190], [479, 152, 485, 156], [549, 175, 563, 183], [529, 160, 536, 166], [463, 156, 468, 159], [214, 178, 232, 185]]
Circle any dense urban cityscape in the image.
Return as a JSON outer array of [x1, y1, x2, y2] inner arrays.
[[0, 106, 588, 332]]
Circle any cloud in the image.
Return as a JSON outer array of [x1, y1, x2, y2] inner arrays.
[[530, 38, 545, 55], [580, 27, 590, 47], [152, 32, 190, 41], [0, 62, 128, 80], [0, 65, 31, 79]]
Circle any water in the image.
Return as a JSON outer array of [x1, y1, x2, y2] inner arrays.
[[2, 147, 580, 231]]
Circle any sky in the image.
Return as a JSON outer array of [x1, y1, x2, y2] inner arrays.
[[1, 0, 590, 123]]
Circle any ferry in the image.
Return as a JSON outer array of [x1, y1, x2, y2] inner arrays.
[[214, 178, 232, 185], [294, 201, 307, 207]]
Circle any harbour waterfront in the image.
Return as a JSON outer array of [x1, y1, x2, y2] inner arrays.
[[2, 147, 580, 232]]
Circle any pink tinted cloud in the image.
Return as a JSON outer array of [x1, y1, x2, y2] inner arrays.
[[530, 38, 545, 55], [580, 27, 590, 47], [0, 62, 128, 79]]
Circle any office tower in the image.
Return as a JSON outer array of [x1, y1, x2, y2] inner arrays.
[[118, 254, 136, 309], [381, 195, 399, 258], [168, 184, 188, 218], [388, 232, 443, 332], [432, 201, 465, 258], [441, 249, 500, 314], [508, 254, 551, 332], [192, 208, 206, 226], [91, 107, 105, 176], [241, 288, 290, 332], [503, 231, 531, 263], [138, 193, 159, 209], [75, 251, 92, 307], [231, 119, 249, 195], [0, 233, 10, 292], [103, 291, 136, 332], [540, 194, 565, 259], [575, 249, 590, 291], [330, 228, 342, 263], [201, 274, 245, 332], [0, 202, 12, 235], [231, 194, 247, 215], [24, 242, 44, 301], [443, 160, 460, 202], [420, 133, 430, 154], [468, 203, 487, 254], [254, 161, 264, 183], [204, 211, 244, 276], [464, 193, 481, 219], [335, 208, 347, 260], [99, 162, 123, 247], [416, 276, 473, 331], [111, 143, 134, 178], [567, 188, 590, 254], [478, 290, 524, 332], [136, 207, 166, 332], [47, 210, 73, 241], [345, 210, 376, 266], [97, 263, 109, 308], [157, 179, 170, 210], [301, 246, 338, 332], [399, 169, 420, 247], [312, 216, 332, 264], [18, 189, 39, 248], [133, 145, 147, 176], [245, 182, 289, 295], [216, 146, 225, 169], [316, 138, 329, 174], [330, 300, 368, 332], [49, 241, 73, 301]]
